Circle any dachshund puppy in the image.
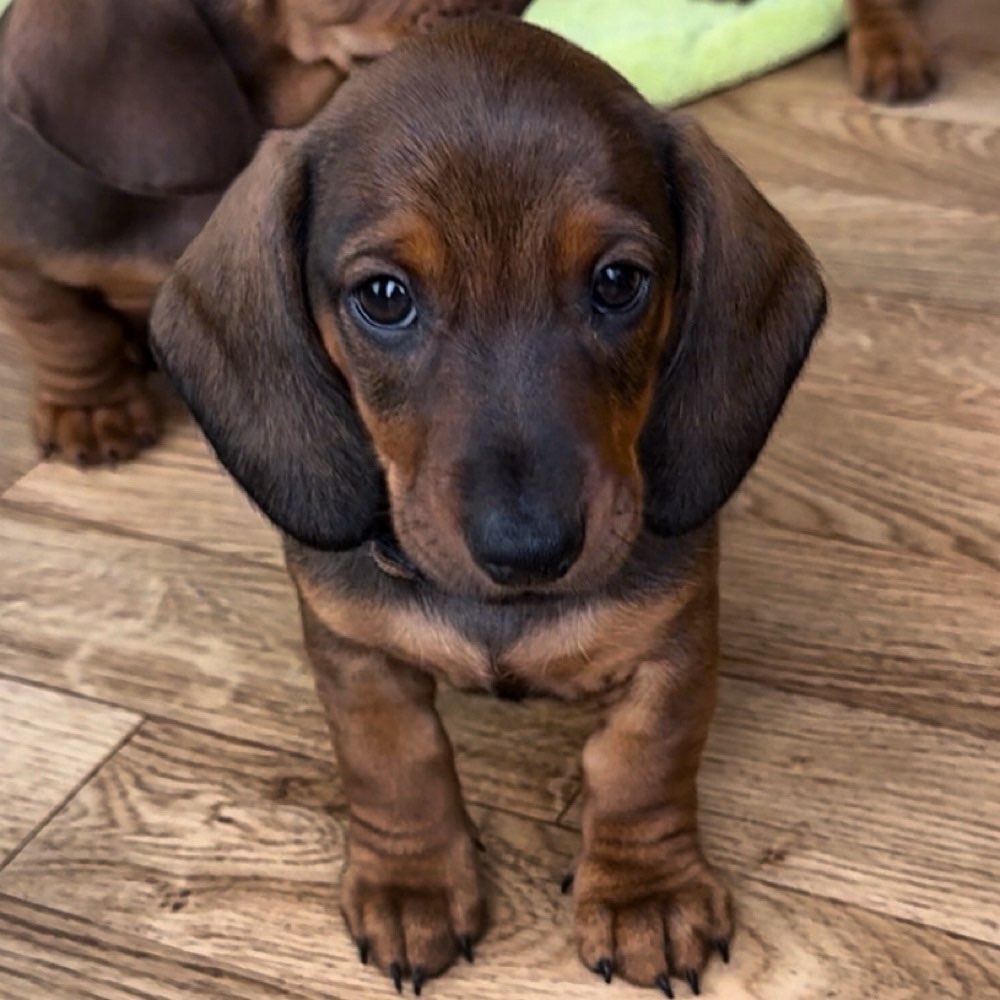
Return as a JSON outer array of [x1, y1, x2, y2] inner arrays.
[[0, 0, 528, 465], [848, 0, 937, 101], [152, 16, 826, 996]]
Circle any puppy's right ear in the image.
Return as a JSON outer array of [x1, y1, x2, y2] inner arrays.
[[150, 131, 383, 550], [0, 0, 258, 194]]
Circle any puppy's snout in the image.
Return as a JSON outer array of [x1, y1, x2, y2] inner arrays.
[[466, 503, 585, 587]]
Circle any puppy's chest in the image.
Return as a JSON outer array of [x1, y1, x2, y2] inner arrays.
[[299, 576, 688, 700]]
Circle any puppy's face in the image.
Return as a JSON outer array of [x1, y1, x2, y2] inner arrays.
[[306, 47, 676, 596], [151, 19, 825, 595]]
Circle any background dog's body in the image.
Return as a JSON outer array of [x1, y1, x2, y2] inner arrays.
[[0, 0, 530, 464]]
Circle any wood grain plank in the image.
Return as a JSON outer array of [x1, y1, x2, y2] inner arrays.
[[0, 895, 326, 1000], [793, 289, 1000, 434], [695, 87, 1000, 215], [774, 187, 1000, 313], [0, 507, 588, 822], [1, 720, 996, 999], [0, 326, 39, 494], [0, 678, 139, 859], [731, 391, 1000, 572], [718, 520, 1000, 738], [557, 677, 1000, 946], [3, 406, 283, 570]]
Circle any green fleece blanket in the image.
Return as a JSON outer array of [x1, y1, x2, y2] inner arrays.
[[525, 0, 846, 106]]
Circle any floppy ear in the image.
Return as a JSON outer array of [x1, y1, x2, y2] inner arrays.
[[0, 0, 259, 195], [640, 115, 827, 536], [150, 130, 382, 550]]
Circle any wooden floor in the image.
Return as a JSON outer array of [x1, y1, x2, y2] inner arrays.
[[1, 3, 998, 998]]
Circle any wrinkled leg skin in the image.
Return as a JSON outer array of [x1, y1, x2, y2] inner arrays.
[[0, 267, 159, 465], [302, 604, 482, 996], [847, 0, 938, 102], [572, 584, 732, 997]]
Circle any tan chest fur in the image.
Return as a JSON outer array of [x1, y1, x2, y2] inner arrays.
[[296, 573, 695, 700]]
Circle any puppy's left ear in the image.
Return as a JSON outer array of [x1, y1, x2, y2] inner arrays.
[[150, 130, 382, 550], [641, 115, 827, 536]]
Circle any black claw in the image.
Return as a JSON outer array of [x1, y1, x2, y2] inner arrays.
[[714, 937, 730, 964], [685, 969, 700, 996], [474, 836, 486, 853], [412, 967, 426, 996], [560, 872, 575, 895], [40, 443, 55, 459], [357, 938, 370, 965], [457, 934, 475, 963], [655, 974, 675, 998], [595, 958, 613, 984], [389, 962, 403, 994]]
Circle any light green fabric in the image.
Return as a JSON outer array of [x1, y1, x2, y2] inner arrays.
[[524, 0, 846, 106]]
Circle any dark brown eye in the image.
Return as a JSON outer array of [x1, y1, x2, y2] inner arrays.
[[591, 262, 649, 314], [351, 276, 416, 331]]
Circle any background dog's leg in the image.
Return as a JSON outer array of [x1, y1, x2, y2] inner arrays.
[[0, 268, 158, 464], [573, 588, 732, 994], [847, 0, 938, 101], [301, 603, 482, 993]]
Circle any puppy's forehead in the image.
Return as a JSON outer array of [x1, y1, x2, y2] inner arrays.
[[308, 19, 665, 230]]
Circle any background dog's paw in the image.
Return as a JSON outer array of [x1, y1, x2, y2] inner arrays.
[[33, 382, 159, 466], [848, 17, 938, 102], [340, 832, 483, 993], [575, 859, 733, 994]]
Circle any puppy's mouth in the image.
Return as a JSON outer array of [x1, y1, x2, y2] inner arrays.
[[366, 513, 581, 600], [372, 503, 642, 604], [366, 529, 569, 601], [367, 512, 425, 582]]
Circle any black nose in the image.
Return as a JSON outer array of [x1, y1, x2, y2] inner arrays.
[[466, 505, 585, 587]]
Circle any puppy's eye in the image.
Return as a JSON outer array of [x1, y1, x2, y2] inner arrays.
[[351, 276, 417, 331], [591, 262, 649, 315]]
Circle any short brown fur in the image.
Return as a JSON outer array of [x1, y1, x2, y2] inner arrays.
[[151, 18, 826, 994]]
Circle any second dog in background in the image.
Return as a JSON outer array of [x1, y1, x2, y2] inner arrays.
[[0, 0, 529, 465]]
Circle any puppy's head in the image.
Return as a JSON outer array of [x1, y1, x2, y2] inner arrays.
[[152, 18, 825, 598]]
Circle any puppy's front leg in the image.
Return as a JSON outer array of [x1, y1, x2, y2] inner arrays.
[[574, 587, 733, 995], [301, 603, 482, 992]]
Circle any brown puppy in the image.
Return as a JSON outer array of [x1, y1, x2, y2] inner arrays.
[[849, 0, 937, 101], [152, 16, 826, 996], [0, 0, 528, 465]]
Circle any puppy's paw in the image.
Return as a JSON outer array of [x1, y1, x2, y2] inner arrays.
[[848, 17, 938, 103], [341, 829, 483, 994], [574, 857, 733, 994], [33, 379, 159, 466]]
